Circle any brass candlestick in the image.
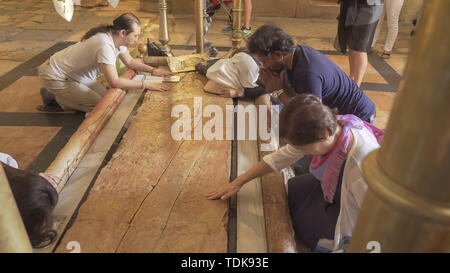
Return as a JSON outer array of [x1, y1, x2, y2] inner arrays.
[[158, 0, 172, 56]]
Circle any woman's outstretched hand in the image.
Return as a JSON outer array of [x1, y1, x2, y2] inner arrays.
[[205, 182, 242, 200], [152, 68, 174, 77], [145, 81, 171, 92]]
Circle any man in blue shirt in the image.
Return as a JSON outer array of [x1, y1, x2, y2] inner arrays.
[[248, 24, 376, 123]]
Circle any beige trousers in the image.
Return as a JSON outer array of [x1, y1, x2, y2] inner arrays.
[[371, 0, 405, 52], [38, 61, 108, 113]]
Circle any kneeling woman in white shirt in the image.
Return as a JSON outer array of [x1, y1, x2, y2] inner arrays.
[[206, 94, 382, 251], [39, 13, 173, 113]]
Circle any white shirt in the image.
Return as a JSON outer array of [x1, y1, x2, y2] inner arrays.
[[0, 152, 18, 168], [262, 126, 380, 250], [49, 32, 127, 85]]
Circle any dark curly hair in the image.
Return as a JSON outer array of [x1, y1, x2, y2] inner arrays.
[[3, 163, 59, 248], [248, 23, 295, 57]]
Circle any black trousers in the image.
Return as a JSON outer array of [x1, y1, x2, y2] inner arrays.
[[287, 164, 344, 249]]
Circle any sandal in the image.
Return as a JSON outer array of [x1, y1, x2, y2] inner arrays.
[[381, 51, 391, 59]]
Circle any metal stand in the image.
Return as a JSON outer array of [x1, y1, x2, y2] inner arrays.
[[224, 0, 243, 58], [158, 0, 172, 57], [195, 0, 218, 57]]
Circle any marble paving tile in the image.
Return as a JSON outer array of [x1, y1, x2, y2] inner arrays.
[[0, 12, 46, 28], [296, 37, 336, 51], [11, 29, 70, 42], [326, 55, 388, 84], [0, 28, 24, 42], [270, 18, 338, 40], [0, 126, 61, 169], [0, 60, 21, 76], [64, 30, 88, 42], [0, 76, 43, 112], [12, 14, 77, 31], [0, 40, 54, 62], [365, 90, 396, 129], [15, 14, 46, 28], [0, 14, 14, 27], [385, 54, 409, 76]]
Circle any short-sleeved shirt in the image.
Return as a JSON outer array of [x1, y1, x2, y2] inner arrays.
[[49, 32, 127, 85], [286, 45, 375, 122], [263, 125, 380, 250]]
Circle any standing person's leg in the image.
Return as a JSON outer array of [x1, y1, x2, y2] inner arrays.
[[349, 49, 368, 87], [371, 4, 386, 49], [346, 2, 382, 87], [222, 1, 233, 33], [383, 0, 404, 58], [242, 0, 252, 34]]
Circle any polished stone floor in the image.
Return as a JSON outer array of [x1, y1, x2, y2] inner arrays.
[[0, 0, 410, 173]]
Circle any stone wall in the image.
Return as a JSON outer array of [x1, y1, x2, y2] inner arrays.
[[140, 0, 423, 22]]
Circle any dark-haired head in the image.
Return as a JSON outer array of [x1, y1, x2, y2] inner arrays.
[[2, 163, 59, 248], [247, 24, 294, 73], [280, 94, 338, 154], [81, 13, 141, 41], [248, 24, 295, 57]]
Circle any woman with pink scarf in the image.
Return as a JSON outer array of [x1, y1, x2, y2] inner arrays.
[[206, 94, 383, 252]]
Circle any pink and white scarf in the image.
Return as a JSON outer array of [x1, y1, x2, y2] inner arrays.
[[309, 114, 384, 203]]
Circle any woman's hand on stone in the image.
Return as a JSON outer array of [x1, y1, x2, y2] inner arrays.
[[205, 182, 242, 200], [145, 81, 171, 92], [152, 68, 174, 77]]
